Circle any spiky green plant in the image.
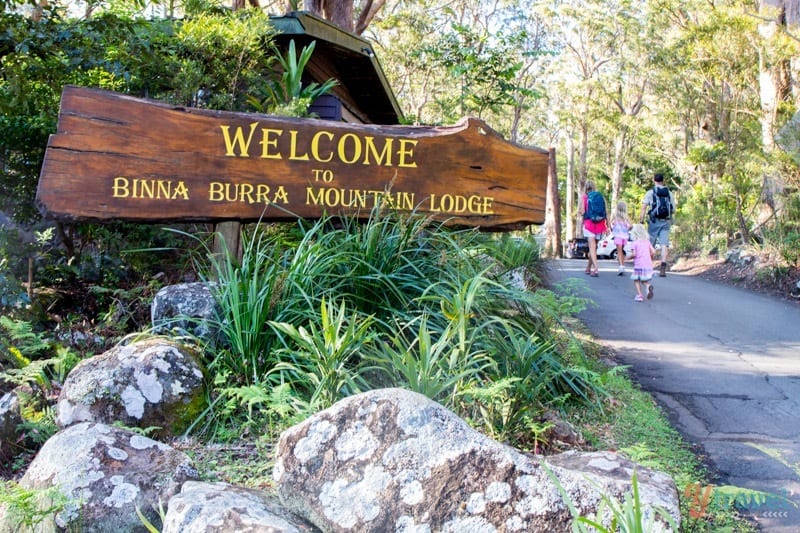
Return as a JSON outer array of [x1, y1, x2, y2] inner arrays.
[[204, 229, 286, 384], [247, 39, 338, 117], [175, 205, 609, 450], [364, 313, 490, 404], [269, 298, 375, 409]]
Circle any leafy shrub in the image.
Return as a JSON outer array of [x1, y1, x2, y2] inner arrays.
[[185, 208, 609, 446]]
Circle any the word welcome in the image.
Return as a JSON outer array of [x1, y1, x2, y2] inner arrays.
[[220, 123, 418, 168]]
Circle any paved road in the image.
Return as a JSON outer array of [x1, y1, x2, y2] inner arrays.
[[546, 259, 800, 531]]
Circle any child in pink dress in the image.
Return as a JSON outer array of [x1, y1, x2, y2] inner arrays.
[[627, 224, 657, 302]]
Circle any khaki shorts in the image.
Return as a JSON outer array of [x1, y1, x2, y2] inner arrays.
[[648, 219, 671, 247]]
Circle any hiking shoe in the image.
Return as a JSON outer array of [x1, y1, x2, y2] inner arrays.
[[634, 294, 643, 302], [659, 262, 667, 277], [647, 285, 654, 300]]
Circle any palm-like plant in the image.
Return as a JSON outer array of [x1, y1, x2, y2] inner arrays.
[[247, 39, 338, 117], [364, 313, 490, 405], [269, 298, 375, 409]]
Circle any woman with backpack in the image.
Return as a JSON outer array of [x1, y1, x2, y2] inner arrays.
[[579, 180, 608, 277]]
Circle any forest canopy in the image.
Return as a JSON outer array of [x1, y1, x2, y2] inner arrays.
[[2, 0, 800, 269]]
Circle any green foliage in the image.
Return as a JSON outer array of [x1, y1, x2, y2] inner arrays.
[[186, 208, 607, 449], [479, 233, 541, 272], [110, 421, 162, 438], [458, 320, 603, 449], [220, 381, 311, 428], [246, 39, 338, 117], [186, 227, 287, 385], [763, 225, 800, 269], [0, 317, 50, 361], [269, 298, 374, 409], [1, 6, 265, 333], [306, 205, 446, 318], [0, 481, 70, 532], [711, 484, 797, 513], [174, 10, 275, 111], [0, 317, 77, 449], [0, 227, 32, 311], [365, 312, 490, 404], [16, 405, 59, 446]]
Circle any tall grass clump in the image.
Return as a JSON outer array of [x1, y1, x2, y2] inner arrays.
[[183, 207, 606, 447]]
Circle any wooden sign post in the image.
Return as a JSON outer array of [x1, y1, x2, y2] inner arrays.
[[37, 86, 548, 230]]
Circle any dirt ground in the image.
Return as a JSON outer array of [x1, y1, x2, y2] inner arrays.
[[671, 251, 800, 303]]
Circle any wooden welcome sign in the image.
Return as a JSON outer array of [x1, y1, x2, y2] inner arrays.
[[37, 86, 548, 229]]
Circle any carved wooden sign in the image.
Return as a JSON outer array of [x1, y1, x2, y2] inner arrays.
[[37, 86, 548, 229]]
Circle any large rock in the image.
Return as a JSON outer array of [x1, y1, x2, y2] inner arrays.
[[273, 388, 680, 532], [163, 481, 320, 533], [56, 338, 207, 438], [0, 422, 198, 532], [151, 282, 219, 339]]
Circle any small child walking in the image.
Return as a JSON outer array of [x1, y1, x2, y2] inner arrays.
[[627, 224, 657, 302], [611, 201, 632, 275]]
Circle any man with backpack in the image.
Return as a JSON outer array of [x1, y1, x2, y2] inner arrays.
[[639, 173, 675, 277]]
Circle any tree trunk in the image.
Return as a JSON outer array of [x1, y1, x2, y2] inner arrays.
[[576, 120, 589, 235], [735, 188, 751, 243], [213, 222, 242, 268], [758, 0, 795, 214], [544, 147, 562, 258], [609, 126, 628, 210], [305, 0, 354, 32], [565, 135, 576, 241], [55, 221, 75, 260]]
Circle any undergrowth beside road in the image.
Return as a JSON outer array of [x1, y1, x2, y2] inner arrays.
[[0, 211, 763, 530]]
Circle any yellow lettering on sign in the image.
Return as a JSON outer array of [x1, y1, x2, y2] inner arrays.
[[220, 122, 259, 157], [208, 182, 289, 204], [113, 177, 129, 197], [397, 139, 418, 168], [305, 187, 415, 210], [395, 191, 416, 210], [311, 131, 335, 162], [272, 185, 289, 204], [259, 129, 283, 159], [363, 136, 393, 166], [112, 177, 189, 200], [218, 123, 418, 168], [288, 130, 310, 161], [337, 133, 362, 165], [428, 194, 494, 215]]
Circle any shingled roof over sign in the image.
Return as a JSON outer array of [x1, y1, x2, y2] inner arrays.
[[269, 11, 404, 125]]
